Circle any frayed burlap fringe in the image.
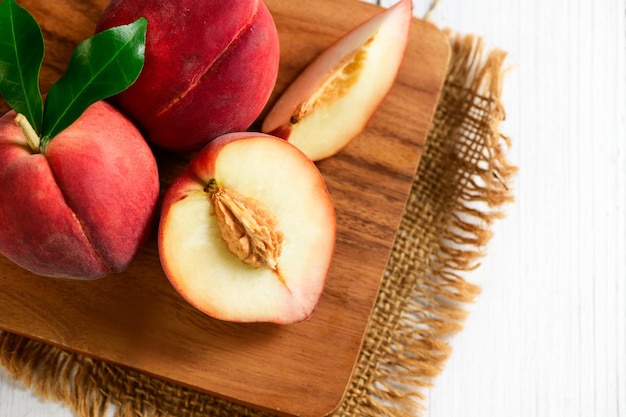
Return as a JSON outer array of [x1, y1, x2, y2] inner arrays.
[[0, 33, 515, 417], [333, 32, 515, 417]]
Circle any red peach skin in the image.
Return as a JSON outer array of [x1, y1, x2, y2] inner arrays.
[[0, 101, 160, 279], [96, 0, 280, 152]]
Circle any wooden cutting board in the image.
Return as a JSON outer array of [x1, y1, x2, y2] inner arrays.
[[0, 1, 449, 416]]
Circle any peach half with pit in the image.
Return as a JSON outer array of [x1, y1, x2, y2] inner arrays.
[[262, 0, 413, 161], [158, 132, 336, 324], [96, 0, 280, 152]]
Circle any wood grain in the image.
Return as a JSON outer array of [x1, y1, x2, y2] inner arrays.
[[0, 1, 449, 416]]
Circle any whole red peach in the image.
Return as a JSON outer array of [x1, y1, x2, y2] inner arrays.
[[0, 101, 159, 279], [95, 0, 280, 152]]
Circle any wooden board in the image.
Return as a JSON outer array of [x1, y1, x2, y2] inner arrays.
[[0, 1, 449, 416]]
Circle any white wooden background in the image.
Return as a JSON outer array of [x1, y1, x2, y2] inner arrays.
[[2, 0, 625, 416]]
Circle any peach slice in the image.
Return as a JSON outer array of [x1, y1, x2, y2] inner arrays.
[[158, 132, 336, 324], [262, 0, 413, 161]]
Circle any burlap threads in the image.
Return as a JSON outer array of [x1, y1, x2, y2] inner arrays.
[[0, 33, 515, 417]]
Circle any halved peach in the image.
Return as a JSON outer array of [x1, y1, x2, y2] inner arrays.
[[158, 132, 336, 324]]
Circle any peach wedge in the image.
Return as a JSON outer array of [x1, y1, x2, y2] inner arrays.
[[158, 133, 336, 324], [262, 0, 413, 161]]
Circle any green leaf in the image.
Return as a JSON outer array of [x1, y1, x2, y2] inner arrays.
[[42, 17, 147, 143], [0, 0, 44, 133]]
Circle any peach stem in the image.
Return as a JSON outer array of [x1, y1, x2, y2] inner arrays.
[[15, 113, 41, 154]]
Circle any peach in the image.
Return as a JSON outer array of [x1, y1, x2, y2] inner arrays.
[[262, 0, 413, 161], [0, 101, 159, 279], [95, 0, 280, 153], [158, 132, 336, 324]]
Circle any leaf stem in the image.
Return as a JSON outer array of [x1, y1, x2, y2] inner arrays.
[[15, 113, 41, 153]]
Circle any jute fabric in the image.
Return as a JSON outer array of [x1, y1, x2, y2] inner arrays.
[[0, 32, 516, 417]]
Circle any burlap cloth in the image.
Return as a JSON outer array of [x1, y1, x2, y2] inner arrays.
[[0, 31, 516, 416]]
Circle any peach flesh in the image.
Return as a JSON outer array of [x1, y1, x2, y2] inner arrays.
[[262, 0, 413, 161], [159, 133, 336, 324]]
